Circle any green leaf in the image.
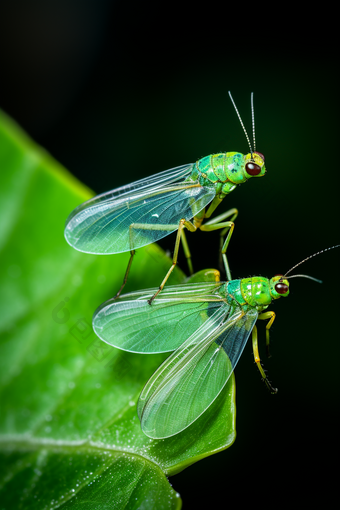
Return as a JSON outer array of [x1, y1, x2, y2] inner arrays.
[[0, 109, 236, 509]]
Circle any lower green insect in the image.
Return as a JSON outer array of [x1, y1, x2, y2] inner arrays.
[[92, 245, 339, 439]]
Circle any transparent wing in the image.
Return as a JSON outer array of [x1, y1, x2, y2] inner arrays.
[[92, 282, 227, 353], [137, 307, 258, 439], [64, 163, 216, 254]]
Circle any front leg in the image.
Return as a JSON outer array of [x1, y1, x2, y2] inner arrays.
[[258, 311, 276, 358], [252, 322, 278, 394]]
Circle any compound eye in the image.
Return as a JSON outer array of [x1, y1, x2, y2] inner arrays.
[[254, 151, 265, 162], [275, 282, 289, 294], [245, 161, 262, 176]]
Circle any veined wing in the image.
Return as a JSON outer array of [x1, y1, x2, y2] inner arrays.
[[77, 164, 195, 202], [92, 282, 227, 353], [64, 163, 216, 254], [137, 307, 258, 439]]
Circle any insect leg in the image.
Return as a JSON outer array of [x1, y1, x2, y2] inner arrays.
[[257, 311, 276, 358], [113, 249, 135, 299], [148, 218, 197, 305], [113, 221, 140, 299], [199, 208, 238, 281], [204, 196, 224, 219], [180, 229, 194, 275], [252, 324, 278, 394]]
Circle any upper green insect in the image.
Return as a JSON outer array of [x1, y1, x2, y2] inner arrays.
[[64, 92, 265, 256]]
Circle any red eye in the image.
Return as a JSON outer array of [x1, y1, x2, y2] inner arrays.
[[254, 151, 265, 162], [245, 162, 261, 176], [275, 282, 289, 294]]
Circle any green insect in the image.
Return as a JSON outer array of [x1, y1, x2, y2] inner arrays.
[[92, 245, 339, 439], [64, 92, 265, 303]]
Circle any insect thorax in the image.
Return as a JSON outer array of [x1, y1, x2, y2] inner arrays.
[[195, 152, 247, 194], [241, 277, 273, 308]]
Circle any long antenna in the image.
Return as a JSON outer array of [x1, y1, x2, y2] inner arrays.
[[284, 244, 340, 278], [285, 274, 323, 284], [228, 91, 253, 157], [251, 92, 256, 152]]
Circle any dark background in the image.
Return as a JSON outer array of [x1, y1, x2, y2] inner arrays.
[[1, 1, 339, 507]]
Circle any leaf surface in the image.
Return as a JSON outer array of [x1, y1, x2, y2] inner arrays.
[[0, 110, 236, 509]]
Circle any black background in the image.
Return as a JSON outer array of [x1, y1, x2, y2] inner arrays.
[[1, 2, 339, 507]]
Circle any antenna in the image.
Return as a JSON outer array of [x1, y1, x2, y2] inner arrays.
[[284, 274, 323, 284], [251, 92, 256, 152], [283, 244, 340, 279], [228, 91, 254, 157]]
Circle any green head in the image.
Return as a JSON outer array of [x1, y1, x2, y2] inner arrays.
[[269, 275, 290, 300], [244, 152, 266, 179]]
